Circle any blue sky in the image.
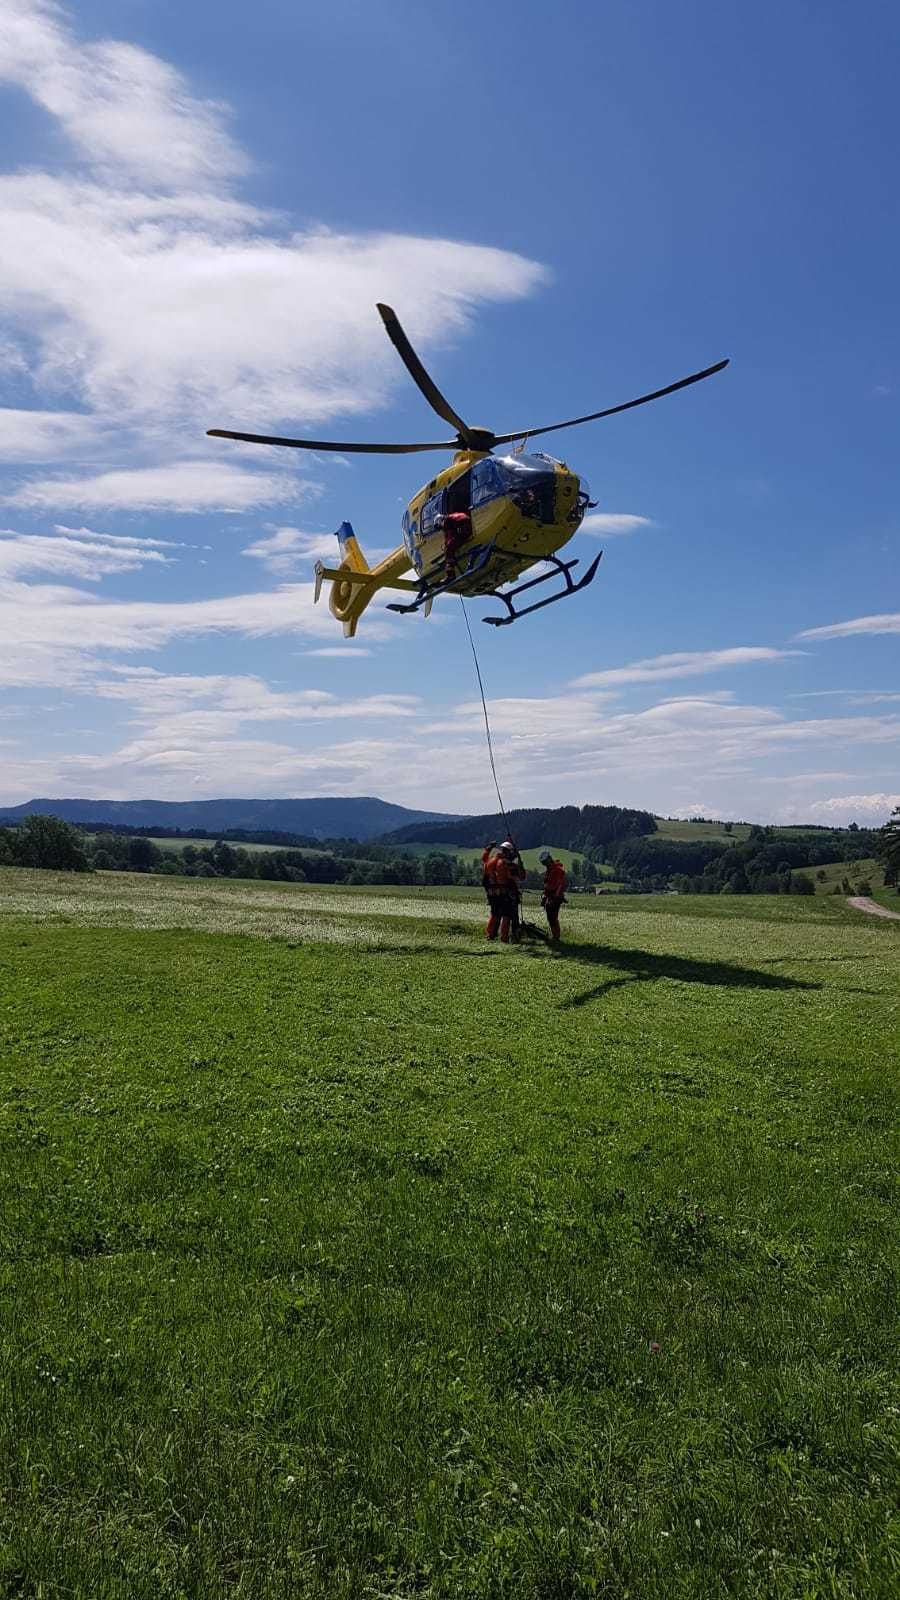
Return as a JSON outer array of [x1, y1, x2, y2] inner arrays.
[[0, 0, 897, 823]]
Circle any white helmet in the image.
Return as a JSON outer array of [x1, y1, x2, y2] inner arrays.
[[539, 850, 553, 865]]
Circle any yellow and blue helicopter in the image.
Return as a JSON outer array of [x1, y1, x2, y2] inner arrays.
[[209, 305, 727, 636]]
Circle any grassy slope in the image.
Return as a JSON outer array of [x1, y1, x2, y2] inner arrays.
[[653, 818, 750, 841], [1, 869, 898, 1598], [653, 820, 852, 847], [93, 835, 334, 858], [398, 841, 600, 870], [794, 858, 884, 894]]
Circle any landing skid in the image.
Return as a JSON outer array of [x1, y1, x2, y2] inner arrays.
[[385, 541, 495, 615], [482, 550, 603, 626]]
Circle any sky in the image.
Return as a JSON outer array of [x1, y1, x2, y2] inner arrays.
[[0, 0, 897, 825]]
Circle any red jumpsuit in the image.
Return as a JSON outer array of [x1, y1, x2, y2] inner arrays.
[[486, 853, 525, 943], [542, 859, 568, 940], [442, 511, 472, 576]]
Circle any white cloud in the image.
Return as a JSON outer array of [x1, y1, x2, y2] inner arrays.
[[0, 574, 390, 690], [658, 690, 736, 704], [572, 646, 801, 689], [792, 689, 900, 706], [5, 461, 306, 513], [428, 689, 900, 818], [303, 647, 373, 658], [242, 526, 338, 574], [0, 2, 544, 515], [796, 613, 900, 641], [242, 524, 394, 575], [0, 171, 543, 437], [579, 513, 654, 537], [94, 668, 418, 726], [0, 527, 171, 580], [53, 525, 188, 549], [807, 792, 900, 824], [0, 409, 104, 461], [0, 0, 246, 189]]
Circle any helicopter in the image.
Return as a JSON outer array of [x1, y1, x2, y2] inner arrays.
[[209, 304, 728, 637]]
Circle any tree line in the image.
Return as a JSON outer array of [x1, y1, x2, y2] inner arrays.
[[3, 808, 896, 896], [385, 803, 656, 852]]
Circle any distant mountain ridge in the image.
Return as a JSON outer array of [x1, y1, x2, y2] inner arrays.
[[0, 796, 458, 842]]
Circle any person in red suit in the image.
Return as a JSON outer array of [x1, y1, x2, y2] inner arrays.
[[484, 842, 525, 943], [436, 510, 472, 578], [539, 851, 568, 941]]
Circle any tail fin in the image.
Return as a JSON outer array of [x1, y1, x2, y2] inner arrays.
[[312, 521, 414, 639], [335, 520, 369, 575], [313, 521, 375, 639]]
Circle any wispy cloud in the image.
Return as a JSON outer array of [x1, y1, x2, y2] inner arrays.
[[792, 688, 900, 706], [579, 513, 654, 538], [95, 668, 419, 730], [0, 574, 399, 690], [0, 527, 172, 581], [796, 613, 900, 641], [807, 792, 899, 823], [0, 0, 545, 517], [572, 646, 802, 689], [0, 0, 247, 189], [5, 462, 306, 514], [0, 409, 106, 461], [303, 646, 373, 658], [242, 526, 339, 574]]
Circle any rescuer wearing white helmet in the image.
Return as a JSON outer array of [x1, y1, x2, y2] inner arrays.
[[484, 840, 525, 943]]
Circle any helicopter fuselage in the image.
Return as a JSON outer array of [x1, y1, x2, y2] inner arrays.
[[403, 449, 587, 592], [321, 447, 591, 635]]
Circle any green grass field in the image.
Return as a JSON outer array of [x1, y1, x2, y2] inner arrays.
[[92, 835, 334, 858], [653, 820, 847, 846], [795, 859, 884, 895], [145, 835, 301, 855], [398, 842, 601, 872], [1, 868, 898, 1597], [653, 818, 750, 842]]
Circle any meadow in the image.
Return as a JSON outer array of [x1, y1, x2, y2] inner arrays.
[[0, 868, 898, 1597], [652, 819, 751, 842], [794, 859, 884, 896]]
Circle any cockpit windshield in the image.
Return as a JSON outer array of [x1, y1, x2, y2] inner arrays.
[[470, 452, 557, 508]]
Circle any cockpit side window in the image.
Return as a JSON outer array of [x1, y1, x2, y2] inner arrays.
[[420, 490, 447, 537], [471, 458, 503, 506]]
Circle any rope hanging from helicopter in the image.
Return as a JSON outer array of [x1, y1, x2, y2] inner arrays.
[[458, 596, 508, 827], [460, 598, 550, 939]]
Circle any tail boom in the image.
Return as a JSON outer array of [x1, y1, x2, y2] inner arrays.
[[313, 521, 413, 638]]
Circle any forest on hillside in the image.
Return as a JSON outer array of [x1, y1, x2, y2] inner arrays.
[[385, 804, 657, 852], [0, 810, 891, 897]]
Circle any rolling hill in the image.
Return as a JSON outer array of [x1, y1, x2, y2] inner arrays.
[[0, 796, 458, 843]]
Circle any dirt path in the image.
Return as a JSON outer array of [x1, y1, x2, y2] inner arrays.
[[847, 895, 900, 921]]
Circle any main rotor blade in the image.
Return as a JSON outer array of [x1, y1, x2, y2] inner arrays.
[[207, 428, 458, 454], [491, 359, 729, 446], [377, 303, 473, 442]]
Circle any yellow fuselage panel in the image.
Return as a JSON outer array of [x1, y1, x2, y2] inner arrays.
[[324, 451, 585, 634], [414, 457, 582, 590]]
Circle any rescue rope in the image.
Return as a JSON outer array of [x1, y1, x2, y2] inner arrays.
[[459, 597, 508, 826]]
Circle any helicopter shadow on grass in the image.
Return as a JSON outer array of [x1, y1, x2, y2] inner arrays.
[[367, 925, 822, 1007], [516, 935, 821, 1010]]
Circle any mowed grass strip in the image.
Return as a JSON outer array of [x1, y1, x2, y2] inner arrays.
[[0, 869, 898, 1598]]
